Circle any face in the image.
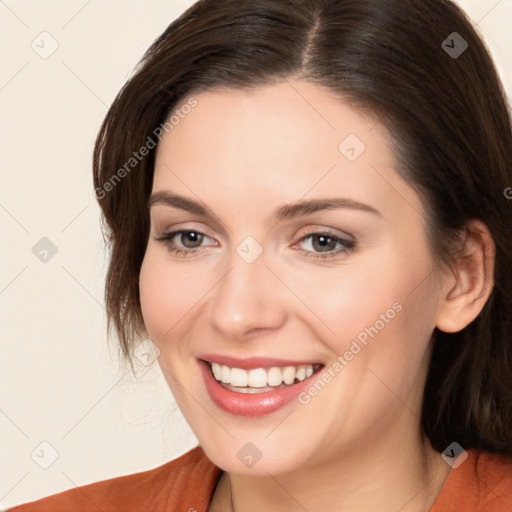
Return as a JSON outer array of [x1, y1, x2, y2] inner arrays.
[[139, 81, 446, 475]]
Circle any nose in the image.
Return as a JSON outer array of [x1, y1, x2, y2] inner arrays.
[[207, 251, 287, 342]]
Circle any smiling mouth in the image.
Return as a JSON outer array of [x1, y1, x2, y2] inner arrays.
[[207, 361, 324, 394]]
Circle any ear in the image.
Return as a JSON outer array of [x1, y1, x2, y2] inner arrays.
[[435, 219, 495, 333]]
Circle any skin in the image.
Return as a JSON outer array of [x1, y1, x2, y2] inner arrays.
[[139, 80, 495, 511]]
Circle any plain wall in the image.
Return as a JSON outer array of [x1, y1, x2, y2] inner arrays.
[[1, 0, 511, 509]]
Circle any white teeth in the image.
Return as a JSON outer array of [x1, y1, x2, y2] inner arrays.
[[209, 362, 318, 388], [282, 366, 296, 385], [221, 365, 231, 384], [211, 362, 222, 380], [248, 368, 267, 388], [267, 367, 283, 386], [230, 367, 248, 387]]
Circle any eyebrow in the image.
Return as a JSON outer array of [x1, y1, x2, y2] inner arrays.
[[147, 191, 382, 221]]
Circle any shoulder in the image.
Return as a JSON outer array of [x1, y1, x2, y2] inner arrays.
[[431, 449, 512, 512], [473, 451, 512, 494], [6, 445, 222, 512]]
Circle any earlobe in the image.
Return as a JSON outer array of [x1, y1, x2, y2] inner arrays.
[[435, 220, 495, 333]]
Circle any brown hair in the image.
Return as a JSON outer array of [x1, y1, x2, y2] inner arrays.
[[93, 0, 512, 455]]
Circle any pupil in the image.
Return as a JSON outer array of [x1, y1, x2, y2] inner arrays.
[[182, 232, 202, 248], [314, 235, 334, 252]]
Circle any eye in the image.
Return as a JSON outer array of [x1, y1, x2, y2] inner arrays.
[[296, 231, 356, 260], [154, 229, 355, 260], [154, 230, 216, 256]]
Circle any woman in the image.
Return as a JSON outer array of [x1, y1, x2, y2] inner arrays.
[[9, 0, 512, 510]]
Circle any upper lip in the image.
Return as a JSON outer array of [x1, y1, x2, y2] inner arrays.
[[198, 353, 323, 370]]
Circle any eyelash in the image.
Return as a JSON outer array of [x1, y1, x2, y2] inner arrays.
[[154, 229, 356, 260]]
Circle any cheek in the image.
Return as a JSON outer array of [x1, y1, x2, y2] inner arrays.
[[279, 258, 407, 349], [139, 252, 199, 346], [139, 249, 228, 365], [284, 259, 438, 441], [286, 238, 438, 374]]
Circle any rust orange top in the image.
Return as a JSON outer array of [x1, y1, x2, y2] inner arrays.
[[7, 446, 512, 511]]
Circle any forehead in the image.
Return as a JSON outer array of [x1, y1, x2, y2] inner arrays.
[[152, 81, 423, 222], [157, 81, 380, 166]]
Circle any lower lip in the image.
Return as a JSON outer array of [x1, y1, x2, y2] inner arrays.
[[198, 359, 319, 417]]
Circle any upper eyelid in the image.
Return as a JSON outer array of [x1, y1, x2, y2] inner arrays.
[[298, 226, 354, 239], [156, 230, 354, 263], [154, 226, 351, 237], [153, 217, 354, 236], [150, 208, 357, 238], [185, 231, 215, 243], [153, 222, 217, 239], [155, 227, 354, 248], [155, 229, 217, 244], [149, 206, 229, 237]]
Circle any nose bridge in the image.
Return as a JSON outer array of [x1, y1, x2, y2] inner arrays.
[[207, 244, 286, 340]]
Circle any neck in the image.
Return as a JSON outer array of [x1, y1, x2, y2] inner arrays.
[[215, 431, 450, 512]]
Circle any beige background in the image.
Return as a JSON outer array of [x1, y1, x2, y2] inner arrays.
[[1, 0, 511, 509]]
